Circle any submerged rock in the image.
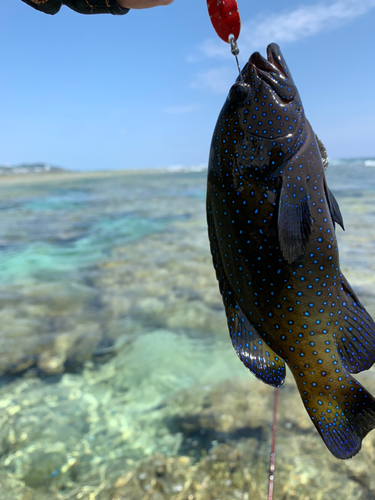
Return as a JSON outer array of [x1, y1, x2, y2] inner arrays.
[[0, 169, 375, 499]]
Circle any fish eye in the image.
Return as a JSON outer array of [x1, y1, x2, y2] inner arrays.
[[228, 83, 250, 104]]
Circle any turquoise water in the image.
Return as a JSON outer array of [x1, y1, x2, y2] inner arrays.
[[0, 215, 169, 284], [0, 165, 375, 499]]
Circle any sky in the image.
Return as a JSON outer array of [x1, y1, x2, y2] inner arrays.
[[1, 0, 375, 171]]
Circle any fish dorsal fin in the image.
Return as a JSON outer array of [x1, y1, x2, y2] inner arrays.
[[316, 135, 329, 171], [324, 178, 345, 230], [277, 174, 312, 264], [225, 300, 286, 388], [335, 278, 375, 373], [316, 135, 344, 229]]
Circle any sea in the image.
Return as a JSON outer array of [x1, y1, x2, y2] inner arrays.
[[0, 159, 375, 500]]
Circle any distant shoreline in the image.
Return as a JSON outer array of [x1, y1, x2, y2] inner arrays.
[[0, 167, 207, 185], [2, 158, 375, 186]]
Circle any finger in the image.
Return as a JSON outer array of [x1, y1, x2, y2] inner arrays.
[[117, 0, 174, 9]]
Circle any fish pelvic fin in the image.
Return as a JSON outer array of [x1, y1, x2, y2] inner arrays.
[[292, 366, 375, 459], [225, 298, 286, 388], [277, 176, 312, 264], [335, 278, 375, 374]]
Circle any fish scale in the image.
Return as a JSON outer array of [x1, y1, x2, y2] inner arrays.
[[207, 43, 375, 459]]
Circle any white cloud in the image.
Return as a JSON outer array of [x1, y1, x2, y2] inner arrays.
[[193, 0, 375, 60], [163, 104, 201, 114], [242, 0, 375, 50], [193, 39, 229, 60], [190, 67, 235, 94]]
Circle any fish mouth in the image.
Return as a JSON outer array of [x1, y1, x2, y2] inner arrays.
[[247, 43, 297, 103]]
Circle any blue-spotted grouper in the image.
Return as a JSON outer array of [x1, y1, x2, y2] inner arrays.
[[206, 43, 375, 459]]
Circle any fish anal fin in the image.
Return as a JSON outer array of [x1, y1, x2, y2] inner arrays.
[[226, 301, 286, 388], [209, 199, 286, 388], [277, 177, 312, 264], [336, 278, 375, 374], [292, 367, 375, 459]]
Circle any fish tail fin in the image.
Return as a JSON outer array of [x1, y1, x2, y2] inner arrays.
[[292, 367, 375, 459]]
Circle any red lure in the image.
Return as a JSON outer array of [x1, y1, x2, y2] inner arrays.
[[206, 0, 241, 42]]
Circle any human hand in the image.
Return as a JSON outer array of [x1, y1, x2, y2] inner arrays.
[[117, 0, 174, 8]]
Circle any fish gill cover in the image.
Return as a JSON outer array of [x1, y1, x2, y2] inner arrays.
[[207, 43, 375, 460]]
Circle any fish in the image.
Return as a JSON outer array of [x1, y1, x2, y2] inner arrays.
[[206, 43, 375, 459]]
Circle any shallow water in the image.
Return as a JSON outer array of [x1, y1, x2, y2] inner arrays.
[[0, 163, 375, 500]]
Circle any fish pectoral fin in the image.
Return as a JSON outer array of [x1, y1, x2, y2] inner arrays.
[[225, 300, 286, 388], [324, 179, 345, 230], [292, 367, 375, 459], [277, 178, 312, 264], [335, 278, 375, 374]]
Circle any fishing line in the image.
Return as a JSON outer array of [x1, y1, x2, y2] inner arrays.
[[267, 388, 279, 500]]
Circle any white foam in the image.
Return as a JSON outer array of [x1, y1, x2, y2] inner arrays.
[[165, 164, 207, 173]]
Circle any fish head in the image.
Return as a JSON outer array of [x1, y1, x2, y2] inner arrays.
[[222, 43, 307, 172], [229, 43, 304, 136]]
